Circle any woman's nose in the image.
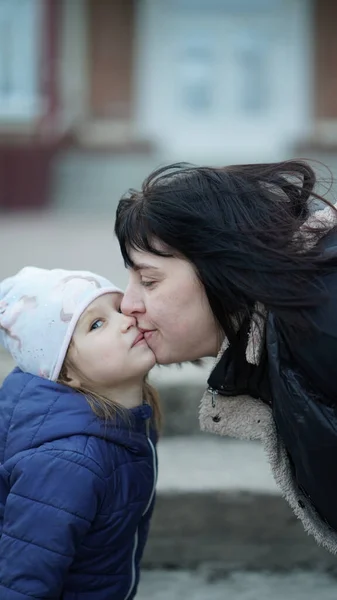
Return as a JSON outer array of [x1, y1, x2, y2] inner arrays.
[[120, 288, 145, 316]]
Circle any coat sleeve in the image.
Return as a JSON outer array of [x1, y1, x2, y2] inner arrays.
[[289, 329, 337, 402], [0, 448, 106, 599], [280, 287, 337, 405]]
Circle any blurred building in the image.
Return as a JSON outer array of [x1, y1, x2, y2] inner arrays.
[[0, 0, 336, 210]]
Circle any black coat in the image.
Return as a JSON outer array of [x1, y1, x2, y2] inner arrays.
[[208, 233, 337, 534]]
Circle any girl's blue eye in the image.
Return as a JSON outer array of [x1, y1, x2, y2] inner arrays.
[[90, 319, 104, 331], [141, 280, 155, 288]]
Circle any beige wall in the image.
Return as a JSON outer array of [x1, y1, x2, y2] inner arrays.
[[58, 0, 89, 132], [315, 0, 337, 120], [88, 0, 135, 119]]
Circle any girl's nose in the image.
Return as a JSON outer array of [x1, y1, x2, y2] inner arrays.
[[120, 314, 137, 333]]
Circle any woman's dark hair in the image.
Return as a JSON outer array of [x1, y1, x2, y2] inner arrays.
[[115, 160, 337, 343]]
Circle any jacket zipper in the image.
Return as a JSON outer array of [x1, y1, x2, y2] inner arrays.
[[123, 426, 157, 600]]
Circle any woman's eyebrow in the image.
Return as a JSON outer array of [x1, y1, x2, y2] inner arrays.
[[132, 263, 159, 272]]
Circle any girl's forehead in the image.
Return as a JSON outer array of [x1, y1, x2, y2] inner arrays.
[[90, 292, 123, 307], [81, 292, 123, 318]]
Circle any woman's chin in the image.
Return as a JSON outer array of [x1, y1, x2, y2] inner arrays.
[[145, 333, 190, 364]]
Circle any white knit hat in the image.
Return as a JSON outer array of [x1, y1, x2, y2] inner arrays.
[[0, 267, 122, 380]]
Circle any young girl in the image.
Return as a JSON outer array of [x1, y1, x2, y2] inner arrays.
[[0, 266, 160, 600]]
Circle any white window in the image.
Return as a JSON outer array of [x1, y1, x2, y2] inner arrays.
[[235, 30, 270, 114], [178, 37, 215, 113], [172, 0, 283, 12], [0, 0, 41, 120]]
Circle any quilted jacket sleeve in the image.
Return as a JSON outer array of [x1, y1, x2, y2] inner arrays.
[[0, 448, 106, 599]]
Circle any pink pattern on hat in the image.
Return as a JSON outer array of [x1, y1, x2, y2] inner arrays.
[[52, 276, 102, 323], [0, 295, 37, 350]]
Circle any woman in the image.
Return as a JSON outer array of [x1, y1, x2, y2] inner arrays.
[[115, 160, 337, 553]]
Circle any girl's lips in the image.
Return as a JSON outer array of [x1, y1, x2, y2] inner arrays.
[[131, 332, 145, 347]]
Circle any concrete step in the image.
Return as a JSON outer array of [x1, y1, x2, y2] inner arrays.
[[149, 362, 212, 435], [137, 570, 337, 600], [143, 436, 336, 572], [0, 350, 212, 436]]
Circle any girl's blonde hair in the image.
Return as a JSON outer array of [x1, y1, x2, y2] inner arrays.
[[58, 349, 162, 433]]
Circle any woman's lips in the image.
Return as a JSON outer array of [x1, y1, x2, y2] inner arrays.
[[143, 330, 155, 341]]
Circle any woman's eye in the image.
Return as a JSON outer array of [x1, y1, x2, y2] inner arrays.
[[141, 280, 155, 288], [90, 319, 104, 331]]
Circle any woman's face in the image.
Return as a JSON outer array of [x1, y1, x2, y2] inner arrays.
[[120, 249, 221, 364]]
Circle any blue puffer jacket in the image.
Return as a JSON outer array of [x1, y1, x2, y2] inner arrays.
[[0, 368, 158, 599]]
